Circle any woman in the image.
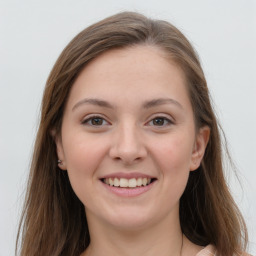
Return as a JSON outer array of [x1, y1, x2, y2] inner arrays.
[[16, 12, 248, 256]]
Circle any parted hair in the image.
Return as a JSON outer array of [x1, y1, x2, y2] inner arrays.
[[16, 11, 248, 256]]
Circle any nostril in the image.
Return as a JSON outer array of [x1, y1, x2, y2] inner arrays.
[[108, 134, 147, 163]]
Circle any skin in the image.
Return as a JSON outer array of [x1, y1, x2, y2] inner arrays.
[[56, 45, 210, 256]]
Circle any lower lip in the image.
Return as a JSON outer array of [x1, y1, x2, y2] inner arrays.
[[101, 181, 156, 197]]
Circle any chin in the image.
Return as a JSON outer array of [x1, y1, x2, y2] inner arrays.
[[101, 207, 159, 232]]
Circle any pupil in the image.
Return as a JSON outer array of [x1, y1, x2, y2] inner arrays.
[[153, 118, 164, 126], [92, 118, 103, 125]]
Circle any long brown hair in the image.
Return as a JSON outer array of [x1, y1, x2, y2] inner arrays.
[[16, 11, 248, 256]]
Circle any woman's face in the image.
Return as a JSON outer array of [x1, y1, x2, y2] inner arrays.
[[56, 45, 209, 230]]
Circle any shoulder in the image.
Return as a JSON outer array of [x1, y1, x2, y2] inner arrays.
[[196, 245, 252, 256], [196, 244, 216, 256]]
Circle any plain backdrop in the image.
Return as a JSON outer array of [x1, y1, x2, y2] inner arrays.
[[0, 0, 255, 255]]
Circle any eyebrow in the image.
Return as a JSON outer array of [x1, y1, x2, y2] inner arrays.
[[72, 97, 183, 111], [142, 98, 183, 109], [72, 98, 114, 111]]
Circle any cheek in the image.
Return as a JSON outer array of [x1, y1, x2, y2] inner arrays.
[[62, 133, 111, 206], [64, 132, 106, 168], [62, 133, 109, 188], [155, 134, 193, 202], [145, 133, 194, 217], [153, 133, 194, 174]]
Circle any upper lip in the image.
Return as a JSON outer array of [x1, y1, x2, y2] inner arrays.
[[99, 172, 156, 179]]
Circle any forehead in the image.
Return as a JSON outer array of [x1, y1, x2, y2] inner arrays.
[[80, 45, 185, 82], [66, 45, 191, 110]]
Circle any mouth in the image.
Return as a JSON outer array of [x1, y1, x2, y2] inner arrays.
[[100, 177, 157, 188]]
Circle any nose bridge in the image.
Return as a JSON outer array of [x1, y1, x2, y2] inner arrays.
[[109, 119, 146, 163]]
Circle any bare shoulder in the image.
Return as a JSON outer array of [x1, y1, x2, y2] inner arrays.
[[182, 235, 207, 255]]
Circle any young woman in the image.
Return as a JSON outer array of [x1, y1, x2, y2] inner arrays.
[[16, 12, 248, 256]]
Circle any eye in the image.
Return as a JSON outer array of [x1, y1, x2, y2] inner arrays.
[[82, 116, 109, 126], [148, 117, 173, 127]]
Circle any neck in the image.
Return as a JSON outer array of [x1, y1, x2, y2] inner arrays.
[[83, 213, 184, 256]]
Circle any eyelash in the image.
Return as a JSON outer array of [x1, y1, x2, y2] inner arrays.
[[81, 115, 110, 126], [81, 115, 173, 127], [147, 116, 173, 127]]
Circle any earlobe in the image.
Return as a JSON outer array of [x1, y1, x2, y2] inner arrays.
[[190, 126, 210, 171], [57, 159, 67, 170], [52, 131, 67, 171]]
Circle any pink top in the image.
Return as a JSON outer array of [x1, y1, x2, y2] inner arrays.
[[196, 245, 216, 256]]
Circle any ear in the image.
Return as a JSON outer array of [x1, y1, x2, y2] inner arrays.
[[51, 130, 67, 171], [190, 126, 210, 171]]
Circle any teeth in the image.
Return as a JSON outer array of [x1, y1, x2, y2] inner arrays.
[[109, 178, 114, 186], [103, 177, 152, 188], [114, 178, 120, 187], [128, 178, 137, 188], [137, 178, 142, 186], [120, 178, 128, 187]]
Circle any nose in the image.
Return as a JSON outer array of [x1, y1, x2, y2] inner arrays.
[[109, 122, 147, 165]]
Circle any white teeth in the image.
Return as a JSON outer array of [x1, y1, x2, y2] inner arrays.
[[128, 178, 137, 188], [103, 177, 153, 188], [109, 178, 114, 186], [120, 178, 128, 187], [137, 178, 142, 186], [114, 178, 120, 187]]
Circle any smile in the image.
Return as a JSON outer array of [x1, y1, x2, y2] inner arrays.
[[102, 177, 156, 188]]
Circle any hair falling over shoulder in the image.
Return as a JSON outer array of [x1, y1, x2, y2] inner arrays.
[[16, 11, 248, 256]]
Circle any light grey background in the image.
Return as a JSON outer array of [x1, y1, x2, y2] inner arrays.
[[0, 0, 255, 255]]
